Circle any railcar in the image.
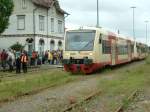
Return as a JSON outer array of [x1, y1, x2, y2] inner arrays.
[[63, 27, 148, 74]]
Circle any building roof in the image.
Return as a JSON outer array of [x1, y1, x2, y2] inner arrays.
[[32, 0, 69, 15]]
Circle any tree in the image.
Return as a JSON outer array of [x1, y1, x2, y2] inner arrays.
[[0, 0, 14, 34], [10, 42, 24, 51]]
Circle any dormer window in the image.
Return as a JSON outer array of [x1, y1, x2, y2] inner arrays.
[[22, 0, 26, 9]]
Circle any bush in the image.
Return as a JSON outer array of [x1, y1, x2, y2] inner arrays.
[[10, 42, 24, 51]]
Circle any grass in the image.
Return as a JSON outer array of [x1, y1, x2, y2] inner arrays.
[[0, 69, 81, 102], [146, 56, 150, 64], [0, 56, 150, 109], [97, 57, 150, 111]]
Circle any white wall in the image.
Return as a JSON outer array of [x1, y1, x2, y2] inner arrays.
[[34, 6, 65, 38], [0, 36, 64, 52], [3, 13, 34, 35], [3, 0, 35, 35], [3, 0, 65, 39], [0, 37, 28, 51], [35, 36, 64, 52]]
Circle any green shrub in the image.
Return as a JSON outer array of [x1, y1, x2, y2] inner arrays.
[[10, 42, 24, 51]]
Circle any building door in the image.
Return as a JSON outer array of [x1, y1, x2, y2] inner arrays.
[[50, 40, 55, 51], [111, 39, 116, 65], [28, 44, 33, 51], [39, 39, 45, 56], [26, 38, 34, 56], [58, 41, 62, 50]]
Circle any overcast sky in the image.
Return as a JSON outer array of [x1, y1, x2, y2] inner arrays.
[[59, 0, 150, 44]]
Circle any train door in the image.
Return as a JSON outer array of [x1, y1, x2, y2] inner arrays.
[[111, 39, 116, 65], [128, 42, 132, 61]]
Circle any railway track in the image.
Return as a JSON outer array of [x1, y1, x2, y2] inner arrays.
[[62, 90, 139, 112], [115, 90, 139, 112], [0, 60, 144, 79], [0, 65, 63, 79], [63, 90, 101, 112]]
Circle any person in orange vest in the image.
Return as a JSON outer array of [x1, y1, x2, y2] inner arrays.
[[21, 51, 28, 73]]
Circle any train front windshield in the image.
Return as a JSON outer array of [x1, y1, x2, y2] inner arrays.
[[65, 30, 95, 51]]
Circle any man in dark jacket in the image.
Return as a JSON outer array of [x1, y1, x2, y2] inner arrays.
[[15, 51, 21, 74]]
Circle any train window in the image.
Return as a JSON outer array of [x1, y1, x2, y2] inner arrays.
[[117, 45, 128, 55], [141, 47, 146, 53], [136, 45, 140, 53], [102, 40, 111, 54]]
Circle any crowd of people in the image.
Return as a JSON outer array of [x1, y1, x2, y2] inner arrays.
[[0, 49, 63, 74]]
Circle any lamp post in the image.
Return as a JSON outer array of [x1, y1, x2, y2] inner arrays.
[[33, 7, 38, 51], [145, 20, 149, 45], [131, 6, 136, 41], [97, 0, 99, 27]]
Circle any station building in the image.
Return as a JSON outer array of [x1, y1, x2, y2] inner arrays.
[[0, 0, 69, 55]]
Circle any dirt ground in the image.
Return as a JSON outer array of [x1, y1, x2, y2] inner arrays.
[[0, 61, 147, 112]]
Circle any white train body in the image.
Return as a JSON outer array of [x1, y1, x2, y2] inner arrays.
[[63, 27, 148, 74]]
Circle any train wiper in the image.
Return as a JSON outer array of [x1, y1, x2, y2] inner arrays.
[[79, 39, 94, 51]]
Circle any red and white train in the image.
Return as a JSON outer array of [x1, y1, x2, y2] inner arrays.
[[63, 27, 148, 74]]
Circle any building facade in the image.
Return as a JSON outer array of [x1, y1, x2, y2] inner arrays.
[[0, 0, 69, 55]]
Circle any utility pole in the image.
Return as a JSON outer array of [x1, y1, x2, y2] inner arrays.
[[97, 0, 99, 27], [145, 20, 149, 45], [131, 6, 136, 41]]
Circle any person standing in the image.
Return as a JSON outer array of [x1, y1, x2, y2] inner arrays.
[[15, 50, 21, 74], [31, 50, 37, 66], [44, 50, 48, 64], [21, 52, 28, 73], [53, 51, 58, 65], [48, 50, 53, 64], [7, 50, 15, 72], [1, 49, 8, 72]]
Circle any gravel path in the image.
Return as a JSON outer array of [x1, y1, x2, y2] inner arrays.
[[0, 61, 145, 112], [125, 89, 150, 112], [0, 75, 101, 112]]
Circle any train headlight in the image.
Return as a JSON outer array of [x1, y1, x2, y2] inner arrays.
[[89, 53, 93, 56], [65, 53, 70, 56]]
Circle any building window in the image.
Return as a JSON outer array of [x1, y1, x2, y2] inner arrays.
[[17, 15, 25, 30], [22, 0, 26, 9], [102, 40, 111, 54], [58, 20, 63, 33], [39, 15, 45, 31], [51, 18, 54, 32], [39, 15, 44, 31]]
